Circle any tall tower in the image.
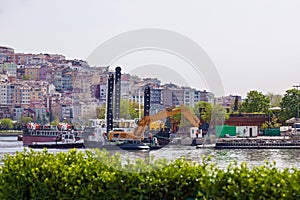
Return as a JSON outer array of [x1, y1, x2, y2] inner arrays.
[[106, 73, 114, 134], [114, 66, 121, 120], [144, 85, 150, 117]]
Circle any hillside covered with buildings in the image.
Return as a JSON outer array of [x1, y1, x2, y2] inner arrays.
[[0, 45, 239, 124]]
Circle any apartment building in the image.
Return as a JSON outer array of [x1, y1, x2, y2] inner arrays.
[[0, 62, 17, 77], [0, 46, 14, 63]]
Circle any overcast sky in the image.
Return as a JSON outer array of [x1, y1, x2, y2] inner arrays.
[[1, 0, 300, 97]]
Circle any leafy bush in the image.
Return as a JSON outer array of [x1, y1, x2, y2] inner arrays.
[[0, 149, 299, 200]]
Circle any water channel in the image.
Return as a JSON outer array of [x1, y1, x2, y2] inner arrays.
[[0, 136, 299, 170]]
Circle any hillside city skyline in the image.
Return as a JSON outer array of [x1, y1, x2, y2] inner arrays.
[[2, 44, 236, 124], [0, 45, 290, 98]]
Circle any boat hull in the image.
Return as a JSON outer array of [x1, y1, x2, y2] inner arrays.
[[117, 144, 149, 151], [23, 135, 57, 146], [83, 140, 120, 150], [28, 142, 85, 149], [23, 128, 82, 146], [84, 140, 150, 151]]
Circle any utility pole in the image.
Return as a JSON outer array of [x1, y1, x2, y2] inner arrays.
[[293, 85, 300, 121]]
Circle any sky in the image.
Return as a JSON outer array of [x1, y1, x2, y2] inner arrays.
[[1, 0, 300, 97]]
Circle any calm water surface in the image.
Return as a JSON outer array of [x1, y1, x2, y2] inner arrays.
[[0, 136, 299, 169]]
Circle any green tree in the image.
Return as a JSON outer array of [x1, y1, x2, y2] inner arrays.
[[0, 118, 14, 130], [210, 104, 229, 126], [19, 116, 32, 125], [266, 92, 282, 107], [261, 117, 281, 129], [120, 99, 142, 119], [241, 90, 270, 113], [51, 117, 60, 126], [279, 88, 300, 122], [193, 101, 212, 122], [96, 104, 106, 119]]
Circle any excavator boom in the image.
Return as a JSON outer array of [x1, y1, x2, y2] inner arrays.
[[134, 105, 200, 137]]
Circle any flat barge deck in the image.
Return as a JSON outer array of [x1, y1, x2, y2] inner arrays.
[[214, 136, 300, 149]]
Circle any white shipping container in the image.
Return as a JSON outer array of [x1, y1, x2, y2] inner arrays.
[[236, 126, 258, 137], [190, 127, 202, 138]]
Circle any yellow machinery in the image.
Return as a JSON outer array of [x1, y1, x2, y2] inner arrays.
[[108, 105, 200, 141]]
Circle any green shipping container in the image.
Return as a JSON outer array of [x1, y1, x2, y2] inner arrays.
[[264, 128, 280, 136], [216, 125, 236, 138]]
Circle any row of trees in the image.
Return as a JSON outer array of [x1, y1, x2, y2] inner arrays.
[[235, 88, 300, 124], [0, 117, 32, 130], [0, 116, 62, 130]]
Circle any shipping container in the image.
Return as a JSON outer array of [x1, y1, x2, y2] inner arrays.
[[236, 126, 258, 137], [264, 128, 280, 136], [216, 125, 236, 137]]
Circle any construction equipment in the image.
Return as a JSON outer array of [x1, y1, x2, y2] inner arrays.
[[108, 105, 201, 142], [134, 105, 201, 138]]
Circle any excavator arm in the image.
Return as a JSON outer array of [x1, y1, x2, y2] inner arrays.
[[179, 105, 201, 128], [133, 108, 181, 138], [134, 105, 201, 138]]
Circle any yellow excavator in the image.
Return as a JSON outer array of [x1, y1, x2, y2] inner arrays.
[[108, 105, 201, 142]]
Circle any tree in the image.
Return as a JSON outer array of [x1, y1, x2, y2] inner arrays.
[[279, 88, 300, 122], [210, 104, 229, 126], [96, 104, 106, 119], [120, 99, 142, 119], [240, 90, 270, 113], [51, 117, 60, 126], [0, 118, 14, 130], [261, 117, 281, 130], [19, 116, 32, 125], [266, 92, 282, 107], [193, 101, 212, 122]]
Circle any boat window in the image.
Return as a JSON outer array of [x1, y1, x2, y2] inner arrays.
[[293, 124, 300, 128]]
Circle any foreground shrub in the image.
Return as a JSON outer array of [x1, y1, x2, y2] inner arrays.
[[0, 149, 299, 199]]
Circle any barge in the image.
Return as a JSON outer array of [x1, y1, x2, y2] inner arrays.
[[214, 137, 300, 149], [28, 132, 85, 149]]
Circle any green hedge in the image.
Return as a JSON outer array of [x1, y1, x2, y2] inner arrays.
[[0, 149, 300, 200]]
